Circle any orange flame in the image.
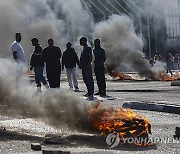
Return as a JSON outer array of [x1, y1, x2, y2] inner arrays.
[[153, 71, 180, 81], [110, 70, 180, 81], [88, 102, 152, 146], [110, 70, 134, 80]]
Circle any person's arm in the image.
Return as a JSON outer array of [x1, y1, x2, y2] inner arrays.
[[62, 52, 65, 70], [42, 49, 46, 63], [12, 43, 18, 61], [30, 65, 34, 71], [75, 51, 79, 66], [58, 47, 62, 59], [87, 49, 93, 67], [103, 49, 106, 62], [13, 51, 18, 61], [35, 46, 43, 56], [79, 53, 82, 69], [29, 54, 34, 70]]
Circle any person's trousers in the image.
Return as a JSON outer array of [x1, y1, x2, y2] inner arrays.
[[16, 62, 25, 90], [166, 62, 173, 75], [34, 66, 47, 87], [94, 68, 106, 93], [46, 65, 61, 88], [82, 69, 94, 96], [66, 67, 78, 89], [174, 63, 179, 70]]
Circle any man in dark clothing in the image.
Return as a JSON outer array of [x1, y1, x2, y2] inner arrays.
[[93, 38, 106, 97], [79, 37, 94, 101], [62, 42, 79, 91], [165, 51, 173, 76], [42, 39, 62, 88], [30, 38, 48, 92]]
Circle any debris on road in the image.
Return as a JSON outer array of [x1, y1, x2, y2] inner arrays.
[[31, 143, 41, 151], [43, 134, 62, 144]]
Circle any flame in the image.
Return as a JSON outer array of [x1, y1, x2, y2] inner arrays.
[[88, 102, 152, 146], [110, 70, 180, 81], [110, 70, 134, 80], [153, 71, 180, 81]]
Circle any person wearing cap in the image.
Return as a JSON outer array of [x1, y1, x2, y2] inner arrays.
[[30, 38, 49, 92], [42, 39, 62, 88], [79, 37, 94, 101], [93, 38, 106, 97], [11, 32, 26, 90], [62, 42, 79, 91]]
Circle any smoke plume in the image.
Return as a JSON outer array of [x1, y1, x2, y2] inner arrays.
[[0, 59, 91, 131], [0, 0, 93, 133], [0, 0, 89, 60], [94, 14, 153, 77]]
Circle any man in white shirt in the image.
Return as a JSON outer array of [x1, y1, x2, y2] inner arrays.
[[12, 32, 26, 90]]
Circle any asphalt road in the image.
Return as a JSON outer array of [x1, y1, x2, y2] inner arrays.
[[0, 74, 180, 154]]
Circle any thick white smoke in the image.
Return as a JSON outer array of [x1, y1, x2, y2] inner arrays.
[[0, 0, 171, 133], [58, 0, 91, 39], [94, 14, 153, 77], [0, 0, 90, 60], [0, 0, 93, 132], [0, 59, 91, 131]]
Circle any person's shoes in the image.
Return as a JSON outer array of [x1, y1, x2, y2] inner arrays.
[[37, 87, 42, 93], [44, 84, 49, 89], [74, 89, 79, 92], [86, 95, 94, 101], [74, 87, 79, 92], [83, 93, 88, 97], [100, 93, 106, 97], [69, 87, 73, 90], [94, 92, 100, 95]]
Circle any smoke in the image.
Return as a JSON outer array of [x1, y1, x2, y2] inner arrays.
[[58, 0, 91, 40], [0, 0, 93, 133], [94, 14, 153, 77], [129, 0, 179, 49], [0, 58, 92, 132], [0, 0, 90, 60]]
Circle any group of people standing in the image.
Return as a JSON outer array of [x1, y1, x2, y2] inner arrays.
[[79, 37, 106, 101], [12, 33, 106, 101], [151, 51, 180, 76]]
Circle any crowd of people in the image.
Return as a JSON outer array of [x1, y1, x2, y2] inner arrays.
[[11, 32, 106, 101], [150, 51, 180, 76]]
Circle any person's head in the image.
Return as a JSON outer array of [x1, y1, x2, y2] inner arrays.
[[79, 37, 87, 46], [156, 51, 159, 55], [94, 38, 100, 48], [31, 37, 39, 46], [66, 42, 72, 49], [15, 32, 22, 42], [48, 39, 54, 47]]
